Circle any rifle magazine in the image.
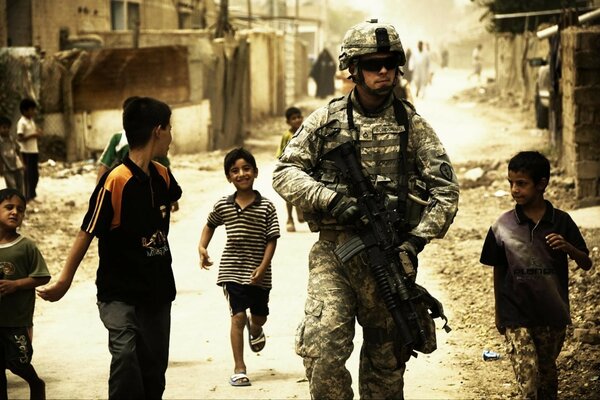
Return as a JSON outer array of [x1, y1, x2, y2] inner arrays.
[[334, 235, 366, 263]]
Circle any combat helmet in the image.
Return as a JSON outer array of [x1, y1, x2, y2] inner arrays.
[[338, 19, 406, 70]]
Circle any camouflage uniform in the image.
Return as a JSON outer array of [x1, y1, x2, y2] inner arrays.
[[273, 87, 459, 399], [504, 327, 566, 400]]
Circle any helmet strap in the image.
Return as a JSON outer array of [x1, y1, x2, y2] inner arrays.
[[392, 68, 400, 86], [348, 59, 362, 84]]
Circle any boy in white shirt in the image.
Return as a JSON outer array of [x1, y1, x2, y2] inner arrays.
[[16, 99, 42, 203]]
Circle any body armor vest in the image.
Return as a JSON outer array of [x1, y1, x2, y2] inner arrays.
[[307, 93, 426, 231]]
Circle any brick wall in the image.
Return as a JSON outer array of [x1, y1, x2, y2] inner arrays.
[[561, 26, 600, 206]]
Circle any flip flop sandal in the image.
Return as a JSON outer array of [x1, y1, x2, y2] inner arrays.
[[249, 329, 266, 352], [229, 372, 251, 387], [246, 317, 266, 352]]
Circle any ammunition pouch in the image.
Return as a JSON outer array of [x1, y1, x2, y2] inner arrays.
[[412, 283, 451, 354], [362, 283, 450, 358], [405, 178, 429, 230]]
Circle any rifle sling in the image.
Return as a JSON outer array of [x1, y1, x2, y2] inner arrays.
[[393, 96, 410, 230]]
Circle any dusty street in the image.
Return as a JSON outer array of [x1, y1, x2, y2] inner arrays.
[[6, 68, 599, 399]]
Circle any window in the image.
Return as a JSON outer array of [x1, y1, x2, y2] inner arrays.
[[111, 0, 140, 31], [178, 11, 191, 29]]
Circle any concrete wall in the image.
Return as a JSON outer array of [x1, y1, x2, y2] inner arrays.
[[40, 43, 212, 158], [561, 26, 600, 206], [495, 32, 549, 104], [72, 46, 191, 110], [294, 37, 309, 101], [46, 100, 211, 156], [89, 30, 213, 103], [7, 0, 203, 54], [4, 0, 308, 159], [246, 29, 286, 122], [2, 0, 217, 50], [32, 0, 111, 53], [170, 100, 211, 154]]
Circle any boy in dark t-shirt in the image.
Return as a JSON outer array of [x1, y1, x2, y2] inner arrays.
[[0, 188, 49, 400], [38, 97, 182, 399], [480, 151, 592, 400]]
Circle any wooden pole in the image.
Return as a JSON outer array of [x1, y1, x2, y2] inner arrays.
[[247, 0, 252, 29], [59, 51, 87, 161]]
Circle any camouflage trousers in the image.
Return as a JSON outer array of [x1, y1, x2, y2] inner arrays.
[[504, 326, 566, 400], [295, 237, 406, 400]]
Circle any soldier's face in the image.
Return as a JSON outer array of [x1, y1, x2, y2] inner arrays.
[[356, 53, 397, 93]]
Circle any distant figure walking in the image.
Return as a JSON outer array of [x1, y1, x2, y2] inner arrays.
[[441, 46, 449, 68], [403, 47, 413, 82], [409, 41, 430, 98], [310, 49, 337, 98], [469, 44, 483, 83]]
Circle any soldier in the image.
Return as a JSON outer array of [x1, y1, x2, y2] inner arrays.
[[272, 20, 459, 399]]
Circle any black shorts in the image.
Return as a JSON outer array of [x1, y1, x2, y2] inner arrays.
[[0, 327, 33, 369], [222, 282, 270, 317]]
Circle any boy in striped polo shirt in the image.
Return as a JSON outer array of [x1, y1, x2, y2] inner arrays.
[[198, 147, 280, 387]]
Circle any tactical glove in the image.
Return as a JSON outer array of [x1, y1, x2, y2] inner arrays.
[[328, 193, 361, 224], [398, 235, 427, 268]]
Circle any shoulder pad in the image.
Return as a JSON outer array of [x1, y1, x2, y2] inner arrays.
[[314, 119, 342, 140], [327, 95, 348, 114], [328, 95, 346, 105], [400, 98, 416, 112]]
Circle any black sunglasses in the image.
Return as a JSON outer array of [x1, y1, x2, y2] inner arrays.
[[360, 57, 399, 72]]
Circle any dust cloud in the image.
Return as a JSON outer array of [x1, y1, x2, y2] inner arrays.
[[330, 0, 485, 48]]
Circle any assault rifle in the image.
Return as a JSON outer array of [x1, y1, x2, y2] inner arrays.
[[323, 141, 434, 360]]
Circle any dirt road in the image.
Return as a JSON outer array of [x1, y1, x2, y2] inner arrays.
[[7, 68, 598, 399]]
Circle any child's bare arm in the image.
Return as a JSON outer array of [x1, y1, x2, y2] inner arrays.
[[37, 230, 94, 301], [250, 238, 277, 285], [198, 224, 215, 270], [17, 131, 41, 141], [0, 276, 50, 296], [546, 233, 593, 271]]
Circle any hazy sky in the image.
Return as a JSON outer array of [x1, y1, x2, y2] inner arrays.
[[328, 0, 483, 50]]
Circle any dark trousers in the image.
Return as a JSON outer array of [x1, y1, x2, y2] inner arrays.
[[0, 327, 44, 400], [21, 153, 39, 201], [98, 301, 171, 400]]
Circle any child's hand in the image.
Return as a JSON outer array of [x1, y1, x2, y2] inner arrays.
[[250, 266, 266, 285], [36, 280, 71, 302], [0, 279, 18, 296], [198, 247, 213, 270], [545, 233, 573, 253], [547, 232, 593, 271]]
